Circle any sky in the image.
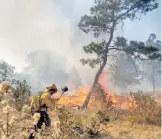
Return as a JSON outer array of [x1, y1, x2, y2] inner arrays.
[[0, 0, 161, 91]]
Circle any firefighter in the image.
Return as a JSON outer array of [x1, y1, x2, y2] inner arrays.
[[28, 84, 68, 139], [29, 84, 59, 139]]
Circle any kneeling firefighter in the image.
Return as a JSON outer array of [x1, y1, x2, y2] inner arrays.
[[29, 84, 68, 138]]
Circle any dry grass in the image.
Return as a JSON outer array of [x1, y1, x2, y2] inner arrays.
[[129, 91, 161, 125], [0, 86, 161, 139], [0, 105, 161, 139]]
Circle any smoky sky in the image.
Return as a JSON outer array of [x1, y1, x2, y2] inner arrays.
[[16, 50, 84, 92], [0, 0, 161, 92]]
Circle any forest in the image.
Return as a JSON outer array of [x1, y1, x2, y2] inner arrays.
[[0, 0, 161, 139]]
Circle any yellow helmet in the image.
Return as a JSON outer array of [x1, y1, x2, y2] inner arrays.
[[46, 84, 57, 91]]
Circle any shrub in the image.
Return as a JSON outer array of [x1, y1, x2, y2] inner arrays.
[[0, 91, 4, 101], [1, 81, 11, 93], [57, 107, 75, 138], [129, 91, 161, 125], [12, 80, 31, 111]]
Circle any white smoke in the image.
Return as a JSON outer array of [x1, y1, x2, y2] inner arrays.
[[0, 0, 160, 93]]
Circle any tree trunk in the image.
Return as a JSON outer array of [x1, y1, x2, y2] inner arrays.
[[151, 70, 155, 93], [80, 21, 116, 110], [151, 60, 155, 93], [80, 58, 107, 110], [152, 77, 155, 93]]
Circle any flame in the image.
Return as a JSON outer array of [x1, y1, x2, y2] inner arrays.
[[57, 72, 137, 110]]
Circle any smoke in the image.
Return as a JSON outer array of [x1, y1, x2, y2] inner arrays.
[[0, 0, 160, 93], [15, 50, 84, 92], [0, 0, 96, 91], [0, 0, 93, 63]]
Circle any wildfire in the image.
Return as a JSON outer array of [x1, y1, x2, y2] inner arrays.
[[56, 72, 137, 110]]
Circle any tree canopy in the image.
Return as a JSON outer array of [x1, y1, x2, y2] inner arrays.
[[0, 60, 15, 83], [78, 0, 159, 109]]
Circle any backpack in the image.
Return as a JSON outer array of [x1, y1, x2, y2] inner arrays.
[[31, 91, 49, 112]]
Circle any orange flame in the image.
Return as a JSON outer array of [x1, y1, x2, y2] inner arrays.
[[57, 72, 136, 110]]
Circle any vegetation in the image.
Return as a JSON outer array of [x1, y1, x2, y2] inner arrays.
[[129, 91, 161, 125], [0, 84, 161, 138], [79, 0, 160, 110], [0, 60, 16, 83], [12, 80, 31, 111], [0, 0, 161, 139], [109, 52, 140, 92]]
